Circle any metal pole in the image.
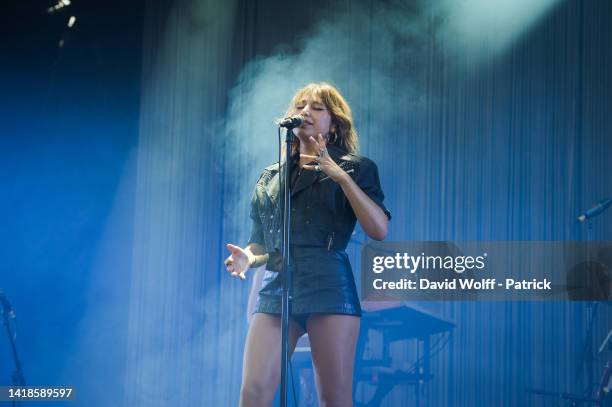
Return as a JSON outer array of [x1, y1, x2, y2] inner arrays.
[[280, 127, 294, 407]]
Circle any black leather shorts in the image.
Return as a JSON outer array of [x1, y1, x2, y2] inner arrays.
[[254, 246, 362, 326]]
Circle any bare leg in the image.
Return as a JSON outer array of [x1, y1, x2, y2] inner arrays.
[[240, 313, 305, 407], [307, 314, 360, 407]]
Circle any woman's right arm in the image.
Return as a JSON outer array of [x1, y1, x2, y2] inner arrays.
[[224, 242, 268, 280], [227, 173, 270, 279]]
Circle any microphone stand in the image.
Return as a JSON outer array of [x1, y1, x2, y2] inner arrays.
[[583, 221, 596, 395], [280, 126, 295, 407], [575, 196, 610, 398], [1, 293, 26, 407]]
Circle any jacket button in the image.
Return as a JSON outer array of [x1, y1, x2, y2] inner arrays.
[[269, 229, 273, 233], [270, 215, 273, 219], [306, 220, 310, 224], [277, 229, 281, 232]]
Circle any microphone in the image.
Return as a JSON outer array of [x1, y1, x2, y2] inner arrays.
[[277, 115, 304, 129], [577, 198, 612, 223]]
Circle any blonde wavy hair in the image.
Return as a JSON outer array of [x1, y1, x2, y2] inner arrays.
[[284, 82, 359, 156]]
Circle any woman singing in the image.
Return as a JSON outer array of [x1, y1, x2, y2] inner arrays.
[[224, 82, 391, 406]]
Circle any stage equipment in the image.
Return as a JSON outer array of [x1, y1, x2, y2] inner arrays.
[[527, 363, 612, 407], [577, 198, 612, 223], [566, 261, 611, 301], [596, 362, 612, 406], [354, 302, 455, 407], [574, 200, 612, 395], [530, 206, 612, 406], [1, 291, 26, 407]]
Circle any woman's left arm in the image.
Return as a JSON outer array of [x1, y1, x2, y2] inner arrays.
[[337, 172, 388, 240]]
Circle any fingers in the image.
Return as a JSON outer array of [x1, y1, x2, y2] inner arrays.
[[230, 270, 246, 280], [316, 133, 326, 148], [226, 264, 246, 280], [318, 134, 328, 156], [309, 135, 323, 149], [300, 154, 318, 159], [309, 134, 329, 157], [309, 135, 322, 147], [226, 243, 240, 252]]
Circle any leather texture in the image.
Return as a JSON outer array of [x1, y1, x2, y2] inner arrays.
[[255, 246, 362, 316]]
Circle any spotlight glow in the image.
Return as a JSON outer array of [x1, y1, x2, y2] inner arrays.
[[437, 0, 561, 63]]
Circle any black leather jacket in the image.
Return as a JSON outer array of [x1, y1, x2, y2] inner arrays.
[[247, 144, 390, 270]]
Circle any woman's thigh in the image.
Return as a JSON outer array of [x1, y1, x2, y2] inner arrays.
[[241, 313, 305, 401], [307, 314, 360, 407]]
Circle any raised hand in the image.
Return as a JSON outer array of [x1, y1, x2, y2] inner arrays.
[[300, 133, 346, 183]]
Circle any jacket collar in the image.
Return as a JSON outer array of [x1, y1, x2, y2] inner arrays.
[[291, 144, 350, 196], [262, 144, 350, 203]]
